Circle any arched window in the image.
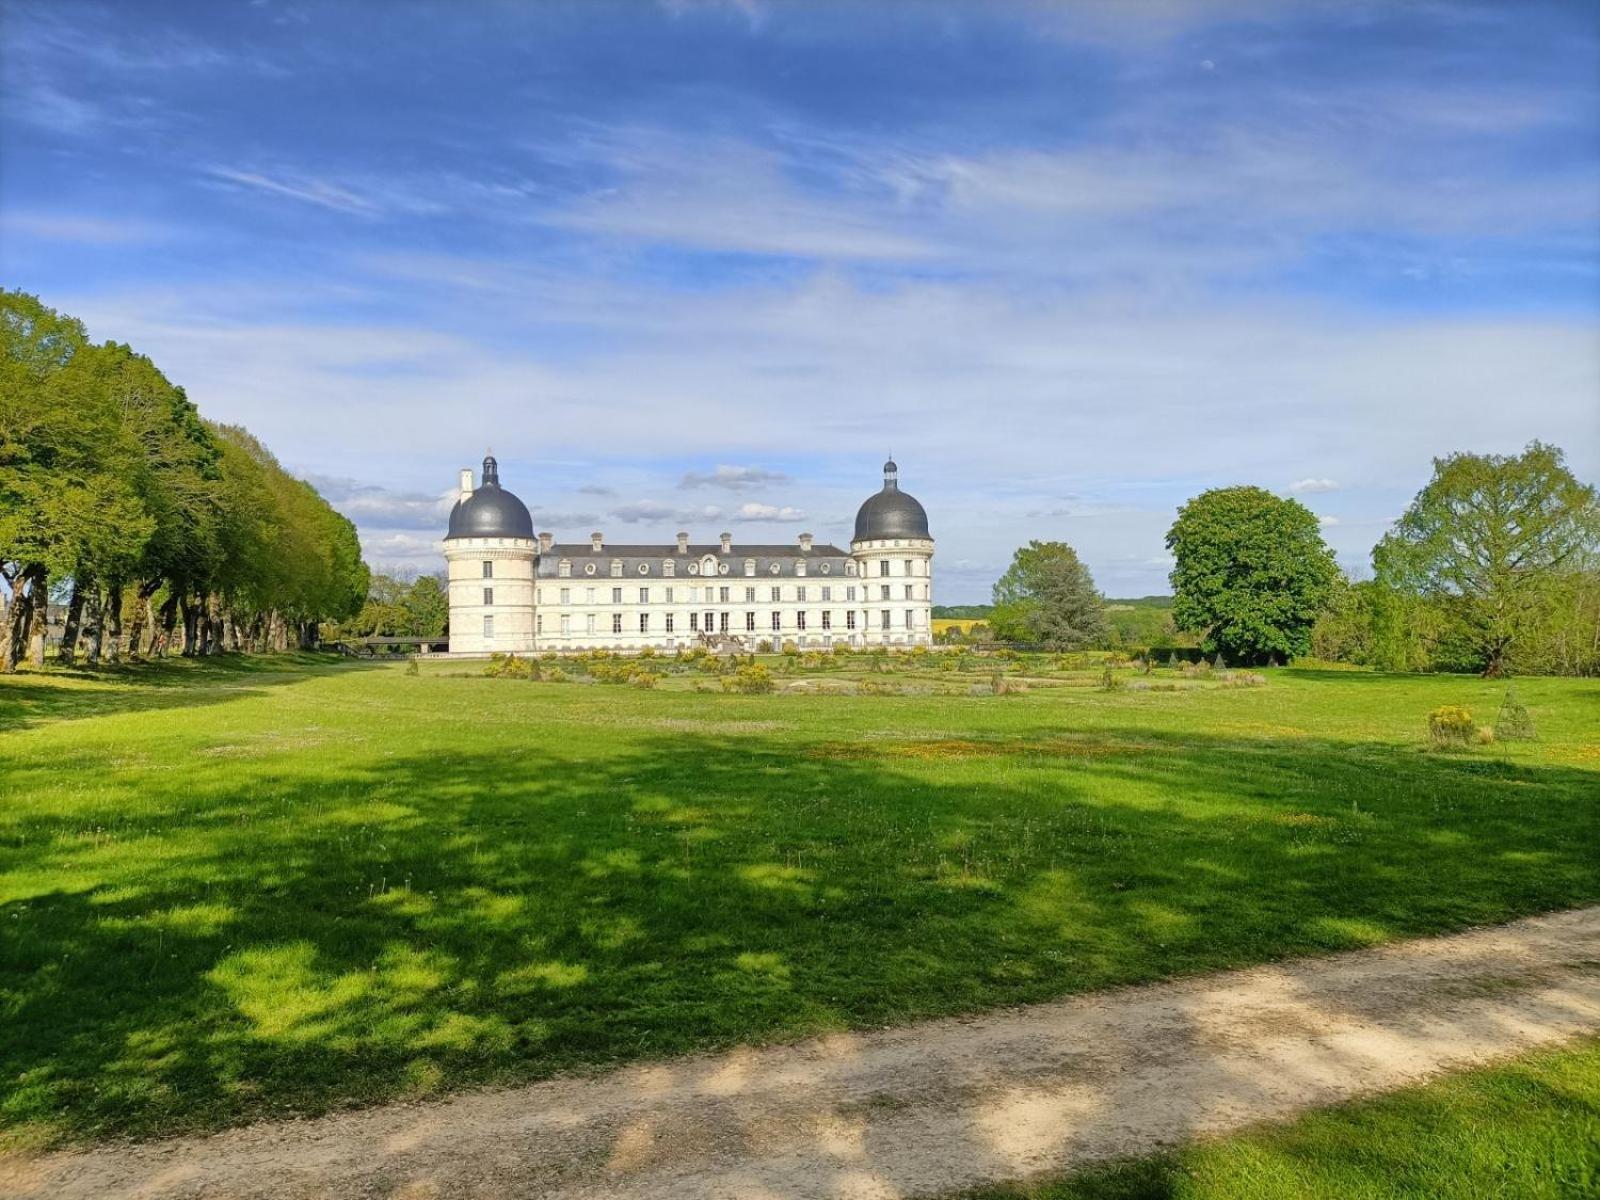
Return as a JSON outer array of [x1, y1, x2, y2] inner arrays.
[[663, 559, 675, 577]]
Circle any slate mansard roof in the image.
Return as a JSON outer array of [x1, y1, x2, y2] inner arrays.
[[536, 544, 853, 579]]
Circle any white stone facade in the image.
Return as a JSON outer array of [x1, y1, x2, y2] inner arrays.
[[444, 535, 536, 655], [443, 461, 933, 655]]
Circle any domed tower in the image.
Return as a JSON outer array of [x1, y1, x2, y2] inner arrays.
[[443, 454, 536, 654], [851, 459, 934, 647]]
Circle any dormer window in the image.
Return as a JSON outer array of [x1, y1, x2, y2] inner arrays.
[[744, 559, 756, 576], [558, 559, 571, 578], [796, 561, 807, 577], [663, 559, 676, 577], [610, 559, 623, 577]]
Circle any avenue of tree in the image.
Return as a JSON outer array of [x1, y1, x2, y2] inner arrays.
[[0, 289, 368, 670]]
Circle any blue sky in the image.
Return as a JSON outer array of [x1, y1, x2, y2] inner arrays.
[[3, 0, 1597, 601]]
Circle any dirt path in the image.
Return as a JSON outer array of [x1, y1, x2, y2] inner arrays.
[[7, 907, 1600, 1200]]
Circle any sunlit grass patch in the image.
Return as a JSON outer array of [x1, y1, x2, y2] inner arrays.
[[0, 656, 1596, 1148], [971, 1038, 1600, 1200]]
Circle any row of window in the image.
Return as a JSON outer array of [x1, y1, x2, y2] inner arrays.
[[533, 610, 919, 635], [480, 585, 930, 608], [484, 558, 925, 581], [550, 558, 864, 579], [483, 611, 922, 638], [537, 585, 926, 603]]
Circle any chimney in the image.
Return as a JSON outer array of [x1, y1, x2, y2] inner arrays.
[[676, 531, 689, 554], [458, 468, 474, 499], [590, 532, 604, 552], [537, 532, 553, 554], [799, 532, 813, 552], [719, 532, 732, 554]]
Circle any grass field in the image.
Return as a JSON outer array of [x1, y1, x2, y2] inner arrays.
[[972, 1037, 1600, 1199], [2, 653, 1597, 1149]]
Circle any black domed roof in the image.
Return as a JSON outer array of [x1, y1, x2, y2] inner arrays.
[[446, 455, 534, 540], [853, 459, 930, 541]]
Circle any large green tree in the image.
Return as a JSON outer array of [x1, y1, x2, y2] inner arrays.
[[1166, 486, 1338, 664], [990, 540, 1109, 649], [1374, 442, 1598, 677], [403, 574, 449, 638], [2, 288, 369, 668]]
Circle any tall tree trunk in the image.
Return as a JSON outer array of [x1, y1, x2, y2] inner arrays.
[[179, 594, 200, 656], [127, 581, 159, 659], [86, 588, 105, 665], [1, 565, 40, 672], [60, 578, 88, 666], [106, 583, 124, 663], [157, 593, 179, 658], [25, 565, 48, 667], [204, 593, 224, 654]]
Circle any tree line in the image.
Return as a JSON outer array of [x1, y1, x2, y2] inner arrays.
[[334, 573, 449, 641], [0, 289, 369, 670], [985, 441, 1599, 676]]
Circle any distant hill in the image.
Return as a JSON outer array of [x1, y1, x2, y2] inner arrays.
[[1105, 596, 1175, 609], [932, 605, 994, 619]]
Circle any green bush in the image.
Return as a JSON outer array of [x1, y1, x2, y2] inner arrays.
[[721, 663, 776, 694], [1427, 705, 1476, 749], [1218, 671, 1267, 689], [484, 652, 536, 680], [1494, 688, 1538, 741], [990, 671, 1027, 696], [1098, 665, 1124, 692]]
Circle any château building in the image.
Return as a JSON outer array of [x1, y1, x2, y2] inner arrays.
[[444, 456, 933, 654]]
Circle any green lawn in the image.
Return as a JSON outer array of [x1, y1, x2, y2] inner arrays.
[[1, 655, 1597, 1148], [968, 1037, 1600, 1199]]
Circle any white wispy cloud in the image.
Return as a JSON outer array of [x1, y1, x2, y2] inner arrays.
[[610, 500, 725, 525], [1290, 478, 1340, 494], [679, 465, 790, 490], [732, 502, 805, 521], [204, 167, 380, 215], [0, 211, 170, 244]]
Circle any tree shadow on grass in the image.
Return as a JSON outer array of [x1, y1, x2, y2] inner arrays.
[[0, 656, 385, 732], [1, 722, 1597, 1152]]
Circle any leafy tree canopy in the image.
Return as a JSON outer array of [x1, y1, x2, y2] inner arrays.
[[1166, 486, 1338, 664], [991, 540, 1109, 649], [1374, 441, 1598, 676]]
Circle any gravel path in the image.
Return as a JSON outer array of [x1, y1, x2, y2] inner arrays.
[[6, 907, 1600, 1200]]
